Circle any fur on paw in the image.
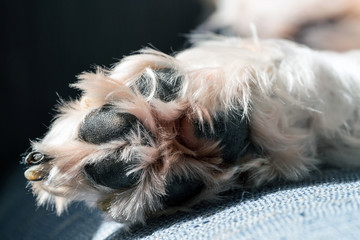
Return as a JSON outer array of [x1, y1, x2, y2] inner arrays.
[[24, 37, 360, 224]]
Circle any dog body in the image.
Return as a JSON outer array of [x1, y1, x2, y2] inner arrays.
[[199, 0, 360, 51], [24, 37, 360, 223]]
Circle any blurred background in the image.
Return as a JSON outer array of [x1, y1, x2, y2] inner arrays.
[[2, 0, 205, 186]]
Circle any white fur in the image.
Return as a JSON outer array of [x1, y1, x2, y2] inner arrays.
[[27, 36, 360, 224]]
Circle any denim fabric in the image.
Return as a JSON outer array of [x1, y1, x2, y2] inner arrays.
[[1, 167, 360, 240]]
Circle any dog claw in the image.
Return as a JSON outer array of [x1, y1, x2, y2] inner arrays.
[[24, 152, 46, 165], [97, 197, 113, 212], [24, 165, 46, 181]]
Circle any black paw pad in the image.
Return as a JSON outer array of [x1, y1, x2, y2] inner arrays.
[[163, 175, 204, 206], [194, 110, 250, 163], [79, 104, 137, 144], [135, 68, 182, 102], [84, 154, 140, 189]]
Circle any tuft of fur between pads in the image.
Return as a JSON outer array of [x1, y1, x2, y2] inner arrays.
[[23, 36, 360, 224]]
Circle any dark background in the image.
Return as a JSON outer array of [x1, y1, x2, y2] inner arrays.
[[3, 0, 208, 185]]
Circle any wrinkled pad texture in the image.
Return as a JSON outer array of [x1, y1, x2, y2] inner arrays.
[[1, 167, 360, 239]]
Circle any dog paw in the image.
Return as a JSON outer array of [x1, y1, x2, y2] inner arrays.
[[24, 51, 256, 224]]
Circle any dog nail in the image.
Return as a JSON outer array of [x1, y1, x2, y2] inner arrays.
[[24, 165, 46, 181], [97, 197, 112, 212], [136, 68, 182, 102], [79, 104, 137, 144], [163, 176, 204, 206], [84, 155, 140, 189], [25, 152, 47, 165]]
